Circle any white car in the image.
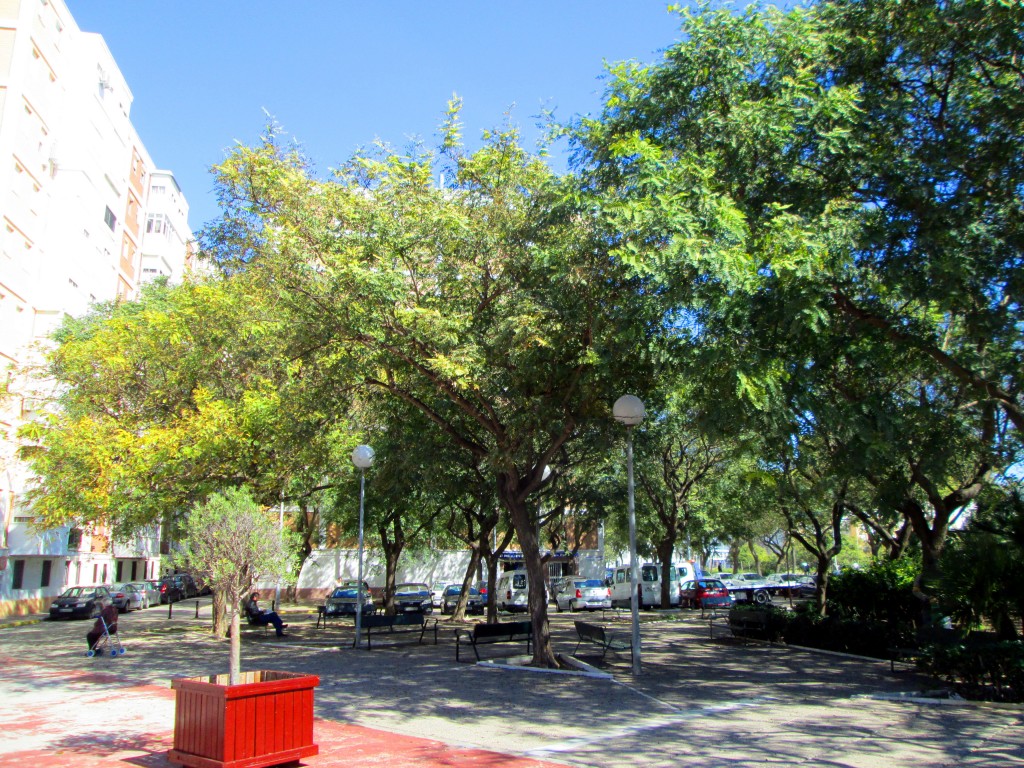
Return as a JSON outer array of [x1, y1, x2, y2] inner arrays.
[[553, 577, 611, 612], [430, 581, 449, 609]]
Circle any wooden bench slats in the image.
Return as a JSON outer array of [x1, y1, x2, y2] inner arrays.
[[455, 621, 533, 662]]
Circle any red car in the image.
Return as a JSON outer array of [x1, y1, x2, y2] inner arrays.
[[680, 579, 733, 609]]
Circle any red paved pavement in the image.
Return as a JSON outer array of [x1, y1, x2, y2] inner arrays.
[[0, 658, 568, 768]]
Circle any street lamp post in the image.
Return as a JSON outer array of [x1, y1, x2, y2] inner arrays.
[[351, 444, 375, 648], [613, 394, 645, 676]]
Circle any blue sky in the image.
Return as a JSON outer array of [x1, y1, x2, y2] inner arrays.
[[66, 2, 687, 232]]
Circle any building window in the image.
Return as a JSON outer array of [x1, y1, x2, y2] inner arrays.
[[41, 560, 52, 588], [115, 561, 122, 582], [103, 206, 116, 231], [12, 559, 25, 590], [67, 527, 82, 550], [92, 564, 98, 583]]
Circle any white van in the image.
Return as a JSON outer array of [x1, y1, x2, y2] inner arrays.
[[609, 563, 681, 609], [496, 570, 530, 613]]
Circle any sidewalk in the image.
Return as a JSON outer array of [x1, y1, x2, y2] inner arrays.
[[0, 602, 1021, 768]]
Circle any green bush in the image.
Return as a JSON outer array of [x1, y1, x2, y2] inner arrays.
[[826, 557, 921, 626], [921, 639, 1024, 702], [782, 611, 911, 659]]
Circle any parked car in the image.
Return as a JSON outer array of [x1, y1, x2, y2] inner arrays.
[[679, 579, 733, 609], [393, 583, 432, 614], [430, 581, 449, 609], [442, 584, 483, 614], [324, 581, 375, 617], [128, 581, 161, 608], [474, 580, 490, 604], [170, 573, 198, 598], [109, 582, 147, 612], [553, 577, 612, 612], [156, 577, 185, 604], [48, 586, 112, 620]]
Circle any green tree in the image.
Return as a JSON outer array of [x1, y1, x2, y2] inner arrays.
[[578, 0, 1024, 579], [177, 487, 297, 684], [205, 111, 669, 666], [634, 391, 730, 606], [20, 277, 347, 540]]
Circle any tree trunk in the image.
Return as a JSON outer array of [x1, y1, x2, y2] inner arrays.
[[212, 590, 228, 637], [747, 541, 761, 574], [451, 547, 483, 620], [229, 609, 241, 686], [483, 523, 516, 624], [500, 476, 558, 667], [379, 518, 404, 615], [656, 538, 676, 609]]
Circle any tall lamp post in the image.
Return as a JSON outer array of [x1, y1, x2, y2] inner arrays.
[[351, 444, 375, 648], [613, 394, 645, 676]]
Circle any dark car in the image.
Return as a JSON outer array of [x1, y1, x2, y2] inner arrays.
[[393, 583, 432, 614], [680, 579, 733, 609], [156, 577, 185, 604], [442, 584, 483, 615], [48, 586, 112, 619], [171, 573, 198, 598], [324, 581, 375, 616]]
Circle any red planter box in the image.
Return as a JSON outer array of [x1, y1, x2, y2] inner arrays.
[[169, 670, 320, 768]]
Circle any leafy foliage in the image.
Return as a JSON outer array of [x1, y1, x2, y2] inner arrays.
[[937, 487, 1024, 638]]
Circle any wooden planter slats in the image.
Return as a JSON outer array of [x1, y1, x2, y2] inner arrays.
[[169, 670, 319, 768]]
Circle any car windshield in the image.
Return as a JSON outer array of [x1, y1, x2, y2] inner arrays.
[[444, 586, 461, 596], [330, 588, 359, 598], [699, 580, 725, 589], [396, 584, 428, 594], [581, 579, 604, 588], [61, 587, 91, 598]]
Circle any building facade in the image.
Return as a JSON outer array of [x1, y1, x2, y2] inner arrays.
[[0, 0, 193, 616]]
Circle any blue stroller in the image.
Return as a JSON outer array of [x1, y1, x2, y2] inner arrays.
[[86, 615, 126, 657]]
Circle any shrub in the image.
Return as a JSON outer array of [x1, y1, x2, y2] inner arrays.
[[921, 639, 1024, 703], [826, 557, 921, 626], [782, 611, 910, 659]]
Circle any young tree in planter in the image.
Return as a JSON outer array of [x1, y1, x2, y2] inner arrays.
[[177, 487, 297, 684]]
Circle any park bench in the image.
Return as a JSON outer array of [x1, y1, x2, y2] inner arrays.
[[352, 612, 438, 650], [454, 620, 533, 662], [573, 620, 633, 665]]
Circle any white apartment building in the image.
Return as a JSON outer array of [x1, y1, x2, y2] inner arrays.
[[0, 0, 193, 616]]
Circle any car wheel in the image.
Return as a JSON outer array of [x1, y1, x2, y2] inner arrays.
[[753, 590, 770, 605], [569, 601, 577, 613]]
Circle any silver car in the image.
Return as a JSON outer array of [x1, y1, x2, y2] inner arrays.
[[553, 577, 612, 612]]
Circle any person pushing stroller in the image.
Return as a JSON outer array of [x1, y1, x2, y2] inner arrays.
[[86, 596, 120, 655]]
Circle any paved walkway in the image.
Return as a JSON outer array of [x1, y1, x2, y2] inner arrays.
[[0, 602, 1022, 767]]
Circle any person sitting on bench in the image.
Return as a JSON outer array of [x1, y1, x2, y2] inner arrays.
[[245, 592, 288, 637]]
